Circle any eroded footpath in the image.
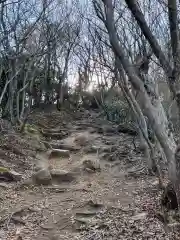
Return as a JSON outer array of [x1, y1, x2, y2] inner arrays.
[[0, 110, 177, 239]]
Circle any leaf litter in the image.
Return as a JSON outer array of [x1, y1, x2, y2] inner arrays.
[[0, 110, 179, 239]]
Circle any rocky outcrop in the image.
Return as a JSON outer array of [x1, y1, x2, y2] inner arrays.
[[32, 168, 52, 185]]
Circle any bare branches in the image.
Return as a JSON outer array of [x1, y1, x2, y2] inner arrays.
[[167, 0, 180, 78], [0, 0, 83, 121], [124, 0, 172, 78]]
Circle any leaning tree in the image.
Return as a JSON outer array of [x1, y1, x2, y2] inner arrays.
[[92, 0, 180, 207]]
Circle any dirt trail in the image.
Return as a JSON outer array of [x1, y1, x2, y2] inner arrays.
[[0, 111, 176, 239]]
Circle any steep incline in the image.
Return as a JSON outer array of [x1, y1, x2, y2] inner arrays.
[[0, 110, 176, 239]]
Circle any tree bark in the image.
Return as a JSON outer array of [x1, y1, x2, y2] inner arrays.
[[95, 0, 178, 193], [115, 58, 156, 172], [124, 0, 180, 117], [167, 0, 180, 121]]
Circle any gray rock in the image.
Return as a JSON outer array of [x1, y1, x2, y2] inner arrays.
[[98, 125, 116, 134], [50, 169, 75, 182], [82, 158, 101, 172], [103, 125, 117, 133], [50, 142, 81, 151], [9, 170, 22, 181], [131, 212, 147, 221], [19, 177, 33, 187], [32, 168, 52, 185], [74, 135, 90, 146], [101, 145, 118, 153], [49, 149, 70, 159], [83, 145, 99, 154], [0, 169, 22, 182]]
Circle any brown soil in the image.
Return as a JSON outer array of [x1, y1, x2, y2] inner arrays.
[[0, 110, 178, 239]]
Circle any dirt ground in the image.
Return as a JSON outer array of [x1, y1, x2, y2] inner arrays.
[[0, 110, 178, 239]]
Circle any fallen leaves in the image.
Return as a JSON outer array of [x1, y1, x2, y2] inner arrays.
[[0, 110, 179, 240]]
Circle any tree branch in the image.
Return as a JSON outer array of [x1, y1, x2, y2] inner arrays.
[[124, 0, 173, 78]]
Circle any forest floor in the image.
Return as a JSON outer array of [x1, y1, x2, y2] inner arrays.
[[0, 109, 178, 240]]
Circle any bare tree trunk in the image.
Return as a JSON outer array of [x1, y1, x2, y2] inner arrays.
[[56, 54, 69, 109], [0, 67, 22, 105], [16, 81, 30, 123], [8, 61, 16, 123], [20, 78, 26, 120], [167, 0, 180, 120], [125, 0, 180, 118], [94, 0, 179, 201], [18, 59, 37, 121], [45, 43, 52, 104], [116, 60, 157, 173], [124, 0, 172, 76], [19, 78, 34, 132]]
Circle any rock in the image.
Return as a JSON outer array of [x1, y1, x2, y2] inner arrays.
[[104, 140, 115, 145], [84, 145, 117, 154], [43, 128, 67, 133], [97, 125, 117, 134], [85, 168, 95, 173], [86, 200, 104, 209], [100, 145, 118, 153], [41, 223, 55, 230], [74, 135, 89, 146], [0, 182, 10, 188], [11, 216, 26, 225], [42, 131, 68, 139], [9, 170, 22, 181], [32, 168, 52, 185], [101, 153, 116, 162], [50, 169, 75, 182], [49, 149, 70, 159], [49, 235, 60, 240], [75, 211, 97, 217], [50, 143, 81, 151], [103, 125, 117, 133], [0, 168, 22, 182], [131, 212, 147, 221], [82, 157, 101, 172], [35, 152, 49, 171], [83, 145, 99, 154], [19, 177, 33, 187]]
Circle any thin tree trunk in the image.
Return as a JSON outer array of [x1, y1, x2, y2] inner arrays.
[[116, 60, 157, 173], [16, 81, 30, 123], [95, 0, 178, 198], [167, 0, 180, 120], [125, 0, 180, 120]]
